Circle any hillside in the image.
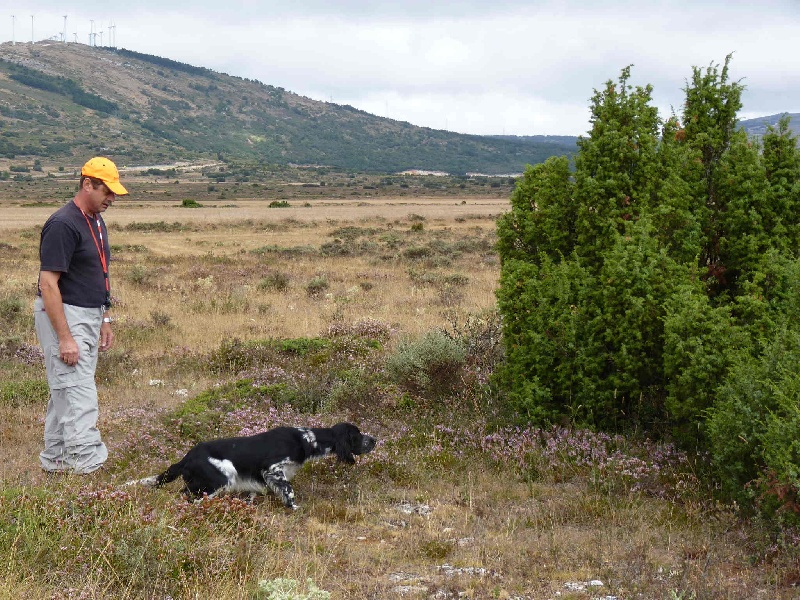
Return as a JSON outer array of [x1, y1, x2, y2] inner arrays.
[[739, 112, 799, 136], [0, 41, 576, 175]]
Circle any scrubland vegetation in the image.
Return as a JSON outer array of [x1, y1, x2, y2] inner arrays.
[[1, 183, 799, 599]]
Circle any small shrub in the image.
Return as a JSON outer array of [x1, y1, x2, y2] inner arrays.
[[305, 276, 329, 298], [180, 198, 203, 208], [408, 269, 440, 287], [320, 239, 354, 257], [126, 264, 153, 286], [386, 330, 466, 399], [269, 200, 291, 208], [442, 273, 470, 287], [402, 246, 432, 260], [257, 272, 291, 293]]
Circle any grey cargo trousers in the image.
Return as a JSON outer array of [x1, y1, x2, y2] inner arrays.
[[34, 297, 108, 474]]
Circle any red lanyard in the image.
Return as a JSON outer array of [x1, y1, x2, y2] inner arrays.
[[80, 209, 110, 294]]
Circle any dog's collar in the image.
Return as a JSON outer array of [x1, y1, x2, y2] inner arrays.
[[297, 427, 318, 450]]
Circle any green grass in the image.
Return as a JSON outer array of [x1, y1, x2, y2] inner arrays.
[[0, 379, 48, 407]]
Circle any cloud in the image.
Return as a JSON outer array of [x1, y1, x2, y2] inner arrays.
[[1, 0, 797, 135]]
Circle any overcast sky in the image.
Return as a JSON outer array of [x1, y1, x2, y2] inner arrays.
[[1, 1, 798, 136]]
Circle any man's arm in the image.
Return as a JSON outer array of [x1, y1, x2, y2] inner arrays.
[[38, 270, 80, 366]]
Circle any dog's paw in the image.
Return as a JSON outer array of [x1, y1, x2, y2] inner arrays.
[[124, 476, 158, 487]]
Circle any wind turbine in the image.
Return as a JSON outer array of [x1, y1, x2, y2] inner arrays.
[[63, 15, 67, 43], [30, 15, 34, 44], [11, 15, 14, 45]]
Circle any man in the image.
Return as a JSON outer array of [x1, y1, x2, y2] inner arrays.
[[34, 157, 128, 474]]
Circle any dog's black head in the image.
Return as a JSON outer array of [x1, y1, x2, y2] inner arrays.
[[330, 422, 377, 464]]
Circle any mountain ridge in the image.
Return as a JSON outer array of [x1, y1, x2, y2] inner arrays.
[[0, 42, 576, 174], [0, 42, 794, 174], [738, 112, 798, 137]]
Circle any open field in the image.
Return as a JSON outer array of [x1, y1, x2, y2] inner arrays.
[[0, 196, 508, 231], [1, 179, 799, 599], [0, 166, 513, 228], [0, 191, 505, 341]]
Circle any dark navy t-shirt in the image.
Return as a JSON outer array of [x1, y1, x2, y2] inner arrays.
[[38, 201, 111, 308]]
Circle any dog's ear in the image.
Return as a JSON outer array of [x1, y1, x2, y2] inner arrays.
[[332, 423, 357, 464], [335, 444, 356, 464]]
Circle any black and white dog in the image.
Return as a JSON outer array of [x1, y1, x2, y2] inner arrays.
[[129, 422, 376, 509]]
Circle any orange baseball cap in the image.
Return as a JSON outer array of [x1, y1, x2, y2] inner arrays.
[[81, 156, 128, 196]]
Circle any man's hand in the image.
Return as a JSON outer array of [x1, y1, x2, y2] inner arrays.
[[100, 321, 114, 352], [59, 336, 80, 366]]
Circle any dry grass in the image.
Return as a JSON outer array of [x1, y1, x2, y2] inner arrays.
[[1, 184, 799, 600], [0, 197, 508, 232], [1, 192, 502, 337]]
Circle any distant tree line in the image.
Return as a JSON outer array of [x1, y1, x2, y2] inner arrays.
[[496, 56, 800, 522], [1, 59, 117, 115], [115, 48, 214, 78]]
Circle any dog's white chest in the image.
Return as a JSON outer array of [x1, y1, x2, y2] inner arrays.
[[208, 457, 267, 494]]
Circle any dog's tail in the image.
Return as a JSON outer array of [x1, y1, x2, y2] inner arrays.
[[153, 462, 183, 486], [124, 461, 183, 488]]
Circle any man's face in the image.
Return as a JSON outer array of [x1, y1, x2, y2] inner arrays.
[[85, 179, 116, 214]]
